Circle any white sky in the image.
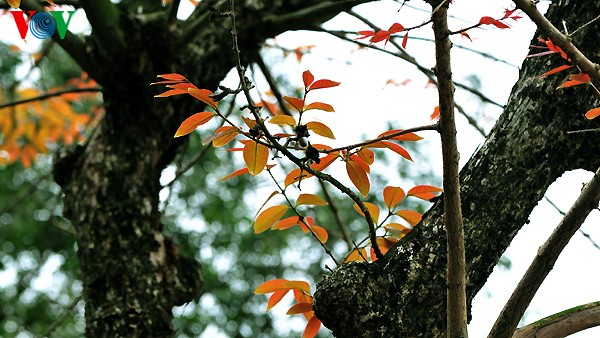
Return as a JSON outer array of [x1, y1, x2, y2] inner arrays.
[[1, 0, 599, 337]]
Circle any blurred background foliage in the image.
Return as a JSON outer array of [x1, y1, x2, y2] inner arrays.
[[0, 41, 439, 338]]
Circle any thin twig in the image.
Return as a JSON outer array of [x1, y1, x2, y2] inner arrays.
[[0, 87, 102, 110], [41, 294, 82, 338], [544, 196, 600, 250]]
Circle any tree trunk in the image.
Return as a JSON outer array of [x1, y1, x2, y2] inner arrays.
[[313, 0, 600, 336]]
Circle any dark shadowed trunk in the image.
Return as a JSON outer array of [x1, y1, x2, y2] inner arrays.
[[313, 0, 600, 336]]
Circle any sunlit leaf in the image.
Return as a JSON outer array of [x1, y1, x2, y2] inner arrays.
[[306, 121, 335, 139], [174, 112, 215, 137], [154, 89, 188, 97], [303, 70, 314, 89], [296, 194, 328, 207], [303, 316, 321, 338], [407, 185, 443, 201], [378, 129, 424, 141], [353, 202, 379, 224], [287, 302, 313, 315], [219, 167, 249, 181], [376, 237, 399, 255], [188, 88, 218, 109], [557, 73, 591, 88], [585, 107, 600, 120], [311, 225, 329, 243], [388, 22, 404, 34], [283, 96, 305, 112], [305, 102, 335, 112], [345, 248, 368, 262], [241, 116, 257, 129], [430, 106, 440, 120], [254, 205, 289, 233], [384, 222, 412, 236], [157, 73, 186, 81], [269, 115, 297, 126], [346, 160, 370, 197], [273, 216, 300, 230], [309, 79, 341, 90], [357, 148, 375, 165], [243, 140, 269, 175], [383, 186, 405, 210], [267, 290, 289, 311], [382, 141, 412, 161], [202, 126, 239, 146], [395, 209, 422, 226], [284, 153, 339, 187]]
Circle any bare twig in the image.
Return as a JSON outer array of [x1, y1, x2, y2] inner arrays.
[[544, 196, 600, 250], [319, 179, 354, 249], [40, 294, 82, 338], [428, 1, 468, 336], [489, 167, 600, 338], [0, 87, 102, 110]]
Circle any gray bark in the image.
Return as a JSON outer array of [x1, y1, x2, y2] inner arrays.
[[313, 0, 600, 336]]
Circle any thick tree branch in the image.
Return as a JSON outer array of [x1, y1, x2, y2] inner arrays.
[[512, 301, 600, 338], [79, 0, 126, 55], [268, 0, 371, 32], [489, 167, 600, 338], [429, 1, 468, 336], [513, 0, 600, 83]]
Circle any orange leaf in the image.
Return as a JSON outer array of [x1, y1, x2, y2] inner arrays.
[[460, 31, 472, 42], [312, 153, 339, 171], [345, 248, 368, 262], [174, 112, 215, 137], [395, 209, 422, 226], [376, 237, 399, 255], [241, 116, 257, 129], [283, 96, 305, 112], [377, 129, 423, 141], [296, 194, 328, 207], [273, 216, 301, 230], [353, 202, 380, 224], [255, 279, 289, 294], [346, 160, 370, 197], [407, 185, 443, 201], [384, 222, 412, 236], [157, 73, 186, 81], [254, 205, 289, 233], [309, 79, 341, 90], [536, 64, 571, 78], [311, 225, 328, 243], [267, 290, 289, 311], [188, 88, 218, 110], [303, 70, 314, 89], [306, 121, 335, 139], [219, 167, 249, 181], [269, 115, 297, 126], [243, 140, 269, 175], [203, 126, 239, 147], [303, 316, 321, 338], [430, 106, 440, 120], [357, 148, 375, 165], [305, 102, 335, 112], [382, 141, 412, 161], [285, 280, 311, 294], [383, 186, 405, 210], [285, 168, 305, 187], [154, 89, 188, 97], [558, 73, 591, 89], [284, 153, 339, 187], [287, 302, 313, 315], [585, 107, 600, 120]]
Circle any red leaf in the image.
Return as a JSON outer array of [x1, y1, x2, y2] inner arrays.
[[188, 88, 218, 110], [283, 96, 305, 112], [154, 89, 188, 98], [388, 23, 404, 34], [157, 73, 186, 81], [303, 317, 321, 338], [174, 112, 215, 137], [585, 107, 600, 120], [355, 30, 375, 40], [491, 20, 510, 29], [303, 70, 314, 89], [557, 73, 591, 88], [536, 65, 572, 78], [370, 30, 390, 43], [309, 79, 341, 90], [346, 160, 370, 197], [382, 141, 412, 161], [479, 16, 495, 25], [402, 33, 408, 49]]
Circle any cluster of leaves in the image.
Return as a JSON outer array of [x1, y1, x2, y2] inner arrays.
[[531, 38, 600, 120], [154, 69, 441, 337], [0, 74, 102, 167]]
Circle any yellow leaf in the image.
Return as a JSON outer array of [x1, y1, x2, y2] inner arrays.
[[241, 116, 257, 129], [353, 202, 379, 224], [395, 209, 422, 226], [174, 112, 215, 137], [254, 205, 289, 233], [306, 121, 335, 139], [346, 160, 370, 197], [305, 102, 334, 112], [383, 186, 405, 210], [269, 115, 297, 126], [243, 140, 269, 175], [296, 194, 328, 207]]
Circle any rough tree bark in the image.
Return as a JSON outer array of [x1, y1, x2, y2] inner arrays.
[[21, 0, 370, 336], [313, 1, 600, 337]]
